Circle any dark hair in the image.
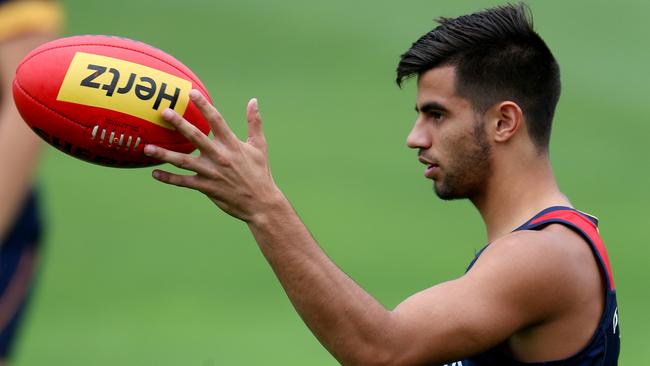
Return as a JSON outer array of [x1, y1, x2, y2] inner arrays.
[[396, 3, 560, 151]]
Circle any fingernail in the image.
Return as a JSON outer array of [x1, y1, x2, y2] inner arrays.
[[152, 170, 160, 179], [163, 108, 177, 120], [144, 145, 156, 156], [162, 108, 175, 120], [189, 89, 201, 100], [252, 97, 259, 112]]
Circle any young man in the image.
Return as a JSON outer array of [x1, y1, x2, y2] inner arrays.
[[0, 0, 63, 364], [144, 4, 619, 365]]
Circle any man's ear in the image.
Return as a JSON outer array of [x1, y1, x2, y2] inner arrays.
[[488, 101, 523, 143]]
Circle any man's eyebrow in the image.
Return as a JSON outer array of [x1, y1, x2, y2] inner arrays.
[[415, 101, 450, 114]]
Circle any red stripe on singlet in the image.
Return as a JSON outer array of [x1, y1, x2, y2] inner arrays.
[[0, 247, 37, 330], [531, 210, 615, 290]]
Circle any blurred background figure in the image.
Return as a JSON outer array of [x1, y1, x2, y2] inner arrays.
[[0, 0, 63, 364]]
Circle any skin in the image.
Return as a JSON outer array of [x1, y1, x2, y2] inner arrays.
[[144, 66, 605, 365], [0, 34, 53, 242], [0, 33, 56, 366]]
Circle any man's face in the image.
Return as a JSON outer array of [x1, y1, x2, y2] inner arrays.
[[407, 66, 491, 200]]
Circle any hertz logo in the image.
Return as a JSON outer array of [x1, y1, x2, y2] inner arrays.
[[57, 52, 192, 129]]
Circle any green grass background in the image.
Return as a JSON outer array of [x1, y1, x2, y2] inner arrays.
[[12, 0, 649, 364]]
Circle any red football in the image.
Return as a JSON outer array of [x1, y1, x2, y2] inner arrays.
[[12, 35, 211, 168]]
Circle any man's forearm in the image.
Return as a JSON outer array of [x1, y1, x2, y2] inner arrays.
[[246, 195, 396, 364], [0, 106, 41, 241], [0, 34, 53, 241]]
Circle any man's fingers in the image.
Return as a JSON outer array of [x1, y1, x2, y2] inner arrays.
[[144, 144, 213, 176], [151, 169, 202, 190], [161, 108, 213, 152], [189, 90, 237, 143], [151, 169, 218, 197], [246, 98, 266, 149]]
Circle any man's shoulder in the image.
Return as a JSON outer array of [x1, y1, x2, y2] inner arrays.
[[466, 224, 599, 315], [480, 223, 593, 271]]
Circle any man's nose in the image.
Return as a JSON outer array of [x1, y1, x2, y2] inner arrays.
[[406, 119, 431, 149]]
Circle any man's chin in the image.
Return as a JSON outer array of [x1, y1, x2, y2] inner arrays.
[[433, 182, 464, 201], [433, 183, 453, 200]]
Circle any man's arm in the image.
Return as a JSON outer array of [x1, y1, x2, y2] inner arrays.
[[144, 92, 571, 365], [247, 207, 568, 364], [0, 34, 53, 241]]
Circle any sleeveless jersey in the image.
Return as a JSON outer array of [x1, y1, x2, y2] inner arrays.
[[445, 206, 620, 366]]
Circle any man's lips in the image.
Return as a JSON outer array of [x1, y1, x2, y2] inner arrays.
[[424, 164, 440, 178], [418, 156, 440, 179]]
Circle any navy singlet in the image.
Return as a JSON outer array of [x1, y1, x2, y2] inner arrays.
[[445, 207, 620, 366]]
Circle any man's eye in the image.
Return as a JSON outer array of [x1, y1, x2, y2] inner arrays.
[[429, 111, 443, 120]]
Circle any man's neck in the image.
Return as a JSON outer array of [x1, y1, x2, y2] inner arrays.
[[472, 155, 571, 242]]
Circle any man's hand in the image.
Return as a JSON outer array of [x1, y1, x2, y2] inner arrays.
[[144, 90, 284, 222]]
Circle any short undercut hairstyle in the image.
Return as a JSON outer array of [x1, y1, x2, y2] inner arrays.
[[397, 3, 561, 151]]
